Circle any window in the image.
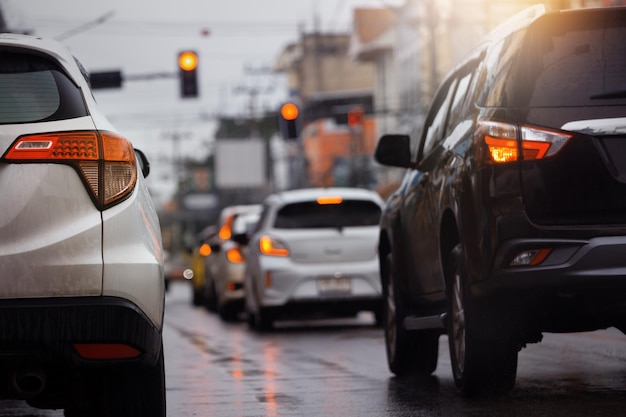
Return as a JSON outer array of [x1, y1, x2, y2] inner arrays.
[[446, 66, 477, 134], [274, 200, 381, 229], [419, 78, 457, 159], [0, 51, 88, 124], [514, 13, 626, 107]]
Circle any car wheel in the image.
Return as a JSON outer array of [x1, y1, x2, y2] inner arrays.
[[205, 281, 217, 312], [247, 310, 257, 330], [192, 288, 204, 306], [219, 303, 238, 322], [446, 244, 517, 396], [383, 253, 439, 376], [65, 341, 166, 417], [255, 307, 274, 332]]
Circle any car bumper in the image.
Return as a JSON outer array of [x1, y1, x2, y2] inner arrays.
[[254, 257, 382, 309], [0, 296, 162, 368], [473, 235, 626, 331]]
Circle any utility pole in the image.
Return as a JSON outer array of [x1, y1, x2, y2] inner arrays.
[[0, 5, 8, 32], [232, 64, 277, 138]]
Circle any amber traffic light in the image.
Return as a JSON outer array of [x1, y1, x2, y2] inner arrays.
[[280, 103, 299, 121], [278, 102, 301, 140], [178, 51, 199, 98]]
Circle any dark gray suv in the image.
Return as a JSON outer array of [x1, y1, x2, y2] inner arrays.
[[375, 6, 626, 396]]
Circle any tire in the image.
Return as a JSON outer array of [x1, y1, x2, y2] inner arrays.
[[205, 281, 217, 312], [218, 302, 238, 322], [446, 244, 517, 396], [247, 310, 257, 330], [383, 253, 439, 376], [65, 341, 166, 417], [254, 307, 274, 332], [192, 288, 204, 306]]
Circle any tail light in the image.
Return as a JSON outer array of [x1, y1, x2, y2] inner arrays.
[[477, 120, 572, 164], [73, 343, 141, 359], [199, 243, 212, 257], [317, 195, 343, 205], [3, 131, 137, 210], [219, 214, 235, 240], [226, 247, 244, 263], [259, 235, 289, 257]]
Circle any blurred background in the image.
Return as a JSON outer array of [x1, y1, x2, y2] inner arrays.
[[1, 0, 623, 256]]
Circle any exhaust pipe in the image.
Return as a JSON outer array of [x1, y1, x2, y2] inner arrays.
[[12, 367, 47, 399]]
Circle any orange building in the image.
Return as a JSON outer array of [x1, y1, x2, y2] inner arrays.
[[301, 115, 377, 188]]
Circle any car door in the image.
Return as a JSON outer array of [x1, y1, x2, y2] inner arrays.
[[401, 76, 458, 299]]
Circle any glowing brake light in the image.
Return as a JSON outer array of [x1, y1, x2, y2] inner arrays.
[[199, 243, 212, 257], [259, 236, 289, 257], [478, 121, 572, 164], [219, 215, 235, 240], [226, 247, 244, 263], [317, 196, 343, 205], [3, 131, 137, 210]]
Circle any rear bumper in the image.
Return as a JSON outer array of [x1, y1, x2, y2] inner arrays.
[[473, 236, 626, 332], [0, 296, 162, 368], [255, 256, 382, 308], [263, 297, 382, 321]]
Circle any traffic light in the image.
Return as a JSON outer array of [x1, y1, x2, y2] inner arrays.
[[178, 51, 198, 98], [278, 102, 300, 140], [347, 106, 364, 127], [89, 70, 122, 89]]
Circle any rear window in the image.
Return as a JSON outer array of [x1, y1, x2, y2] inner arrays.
[[0, 51, 88, 124], [513, 10, 626, 108], [274, 200, 381, 229]]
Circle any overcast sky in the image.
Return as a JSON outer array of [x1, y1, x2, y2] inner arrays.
[[1, 0, 401, 202], [3, 0, 401, 120]]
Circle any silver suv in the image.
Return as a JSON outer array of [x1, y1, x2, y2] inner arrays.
[[0, 35, 165, 415]]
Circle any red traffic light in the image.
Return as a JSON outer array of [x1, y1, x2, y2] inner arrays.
[[280, 103, 299, 121], [347, 106, 364, 126], [178, 51, 198, 71]]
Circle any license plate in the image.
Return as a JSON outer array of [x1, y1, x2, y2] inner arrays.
[[317, 277, 351, 296]]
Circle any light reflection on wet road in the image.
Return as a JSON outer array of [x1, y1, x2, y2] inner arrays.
[[3, 282, 626, 416]]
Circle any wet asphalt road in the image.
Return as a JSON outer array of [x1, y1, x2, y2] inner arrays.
[[4, 281, 626, 416]]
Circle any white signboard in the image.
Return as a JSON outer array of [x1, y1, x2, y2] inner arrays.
[[215, 140, 266, 188]]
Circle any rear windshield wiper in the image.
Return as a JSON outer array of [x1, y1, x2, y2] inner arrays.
[[590, 90, 626, 100]]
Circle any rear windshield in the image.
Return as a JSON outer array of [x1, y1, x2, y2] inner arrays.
[[0, 51, 88, 124], [513, 10, 626, 108], [274, 200, 381, 229]]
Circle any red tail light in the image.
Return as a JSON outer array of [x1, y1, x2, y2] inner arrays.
[[73, 343, 141, 359], [3, 131, 137, 210], [477, 120, 572, 164]]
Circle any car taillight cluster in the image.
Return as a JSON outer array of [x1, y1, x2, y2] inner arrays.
[[477, 120, 572, 164], [259, 235, 289, 257], [3, 131, 137, 210]]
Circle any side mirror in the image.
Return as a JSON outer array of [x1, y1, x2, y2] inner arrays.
[[134, 148, 151, 178], [374, 134, 411, 168]]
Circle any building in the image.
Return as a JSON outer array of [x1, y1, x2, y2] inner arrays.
[[275, 31, 379, 188]]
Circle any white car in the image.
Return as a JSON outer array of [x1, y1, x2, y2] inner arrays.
[[0, 34, 165, 416], [245, 188, 384, 330], [203, 204, 261, 320]]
